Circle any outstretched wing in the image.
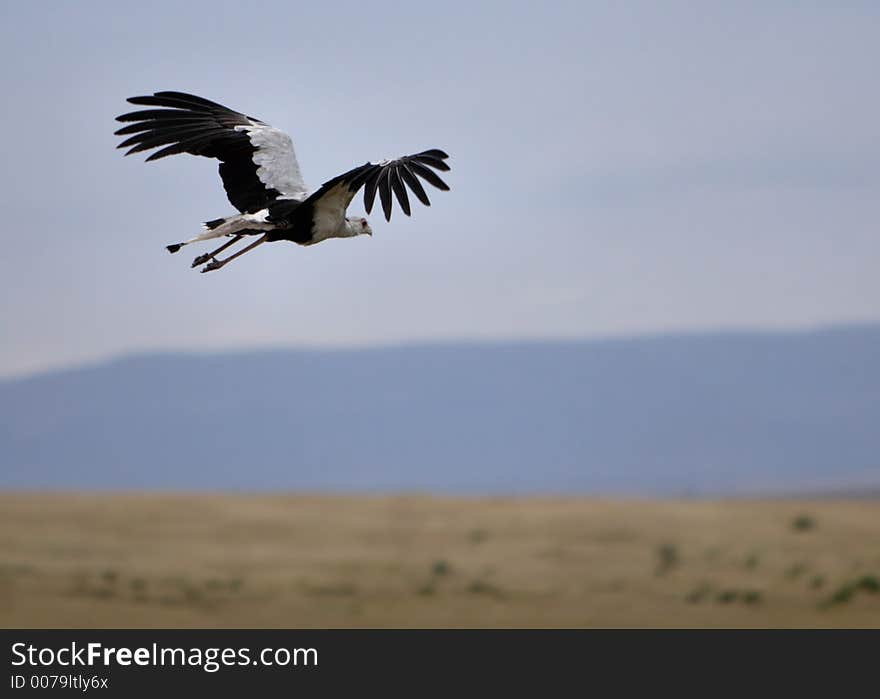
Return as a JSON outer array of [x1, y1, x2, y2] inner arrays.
[[114, 91, 308, 213], [305, 150, 451, 223]]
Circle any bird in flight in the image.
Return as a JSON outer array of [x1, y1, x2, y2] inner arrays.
[[114, 91, 451, 273]]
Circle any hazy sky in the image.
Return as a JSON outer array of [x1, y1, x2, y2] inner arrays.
[[1, 1, 878, 377]]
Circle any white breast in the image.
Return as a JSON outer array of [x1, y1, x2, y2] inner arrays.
[[308, 182, 350, 243]]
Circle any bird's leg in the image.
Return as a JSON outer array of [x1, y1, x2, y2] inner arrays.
[[191, 235, 244, 268], [200, 234, 269, 273]]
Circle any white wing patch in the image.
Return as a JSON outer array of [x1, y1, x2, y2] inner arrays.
[[236, 123, 309, 201]]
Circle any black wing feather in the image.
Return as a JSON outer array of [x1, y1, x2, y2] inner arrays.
[[118, 124, 223, 153], [145, 133, 238, 162], [114, 118, 203, 136], [116, 108, 213, 123], [378, 169, 393, 222], [363, 167, 384, 215], [125, 94, 220, 111], [390, 170, 411, 216], [303, 150, 451, 224], [417, 148, 450, 160], [406, 160, 450, 192], [412, 152, 451, 172], [151, 91, 236, 111], [397, 162, 430, 207], [114, 91, 291, 213]]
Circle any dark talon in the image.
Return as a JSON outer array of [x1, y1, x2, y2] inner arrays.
[[200, 260, 224, 273], [191, 253, 211, 268]]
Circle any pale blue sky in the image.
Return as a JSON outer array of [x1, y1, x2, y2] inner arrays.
[[1, 1, 878, 377]]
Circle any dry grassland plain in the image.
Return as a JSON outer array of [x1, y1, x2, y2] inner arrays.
[[0, 494, 878, 628]]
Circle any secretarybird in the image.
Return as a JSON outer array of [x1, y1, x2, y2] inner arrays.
[[114, 91, 451, 273]]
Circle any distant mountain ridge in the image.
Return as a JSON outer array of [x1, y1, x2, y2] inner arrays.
[[2, 326, 879, 495]]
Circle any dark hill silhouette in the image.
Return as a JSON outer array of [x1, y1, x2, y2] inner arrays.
[[2, 326, 879, 494]]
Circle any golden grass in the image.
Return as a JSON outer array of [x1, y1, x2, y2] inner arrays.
[[0, 493, 878, 628]]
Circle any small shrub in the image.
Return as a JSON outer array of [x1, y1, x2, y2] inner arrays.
[[784, 563, 807, 580], [744, 553, 760, 570], [820, 575, 878, 608], [716, 590, 738, 604], [417, 583, 436, 597], [688, 584, 762, 606], [791, 515, 817, 533], [431, 560, 451, 577], [742, 590, 763, 605], [825, 583, 856, 607], [857, 575, 880, 593], [655, 543, 680, 576], [468, 529, 488, 544], [685, 583, 713, 604]]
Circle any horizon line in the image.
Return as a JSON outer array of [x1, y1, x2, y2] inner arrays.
[[4, 319, 879, 383]]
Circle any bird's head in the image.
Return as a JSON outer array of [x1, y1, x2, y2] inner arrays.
[[346, 216, 372, 237]]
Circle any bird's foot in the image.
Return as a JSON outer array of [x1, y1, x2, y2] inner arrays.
[[200, 260, 224, 273], [191, 253, 212, 268]]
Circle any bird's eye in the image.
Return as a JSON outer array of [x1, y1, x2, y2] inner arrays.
[[361, 220, 367, 228]]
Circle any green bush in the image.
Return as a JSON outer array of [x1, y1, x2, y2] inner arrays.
[[791, 515, 817, 532]]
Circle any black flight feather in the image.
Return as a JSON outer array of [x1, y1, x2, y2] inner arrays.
[[378, 168, 393, 221], [390, 168, 411, 216], [407, 160, 450, 191], [398, 162, 431, 206], [363, 168, 384, 215]]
